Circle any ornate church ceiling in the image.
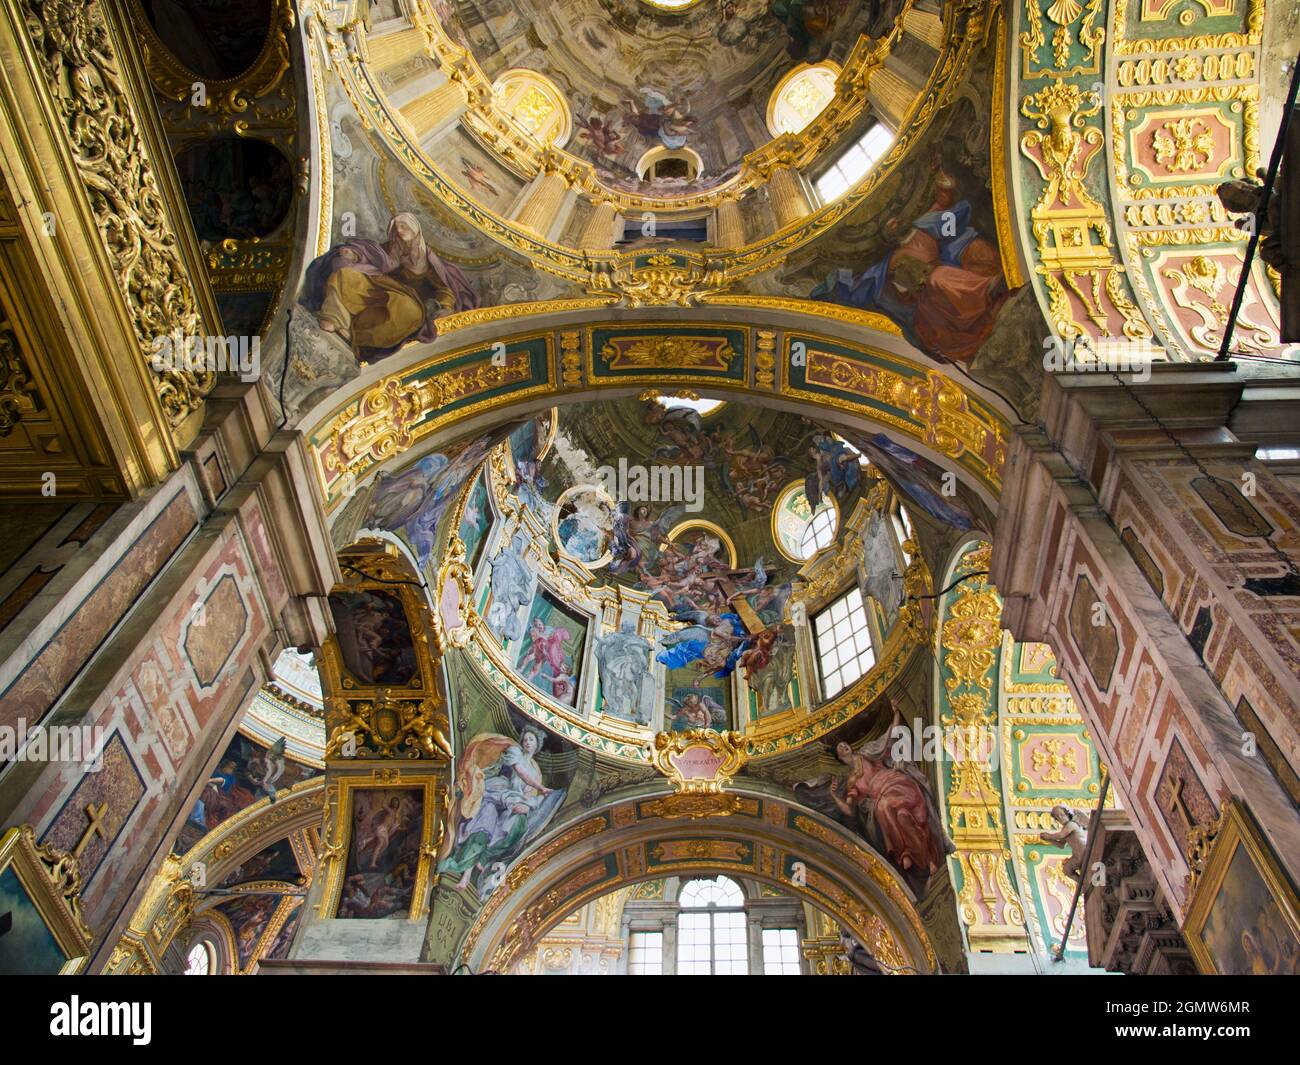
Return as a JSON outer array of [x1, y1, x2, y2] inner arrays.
[[531, 397, 861, 580], [424, 0, 894, 186]]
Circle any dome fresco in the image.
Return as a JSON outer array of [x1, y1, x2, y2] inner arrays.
[[435, 0, 896, 190], [419, 395, 993, 751]]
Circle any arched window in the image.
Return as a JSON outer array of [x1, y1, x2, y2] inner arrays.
[[677, 876, 748, 974], [492, 69, 572, 148], [891, 499, 915, 561], [768, 62, 841, 137], [801, 505, 837, 557], [183, 941, 214, 975], [636, 145, 704, 183], [814, 123, 894, 203], [813, 587, 876, 698]]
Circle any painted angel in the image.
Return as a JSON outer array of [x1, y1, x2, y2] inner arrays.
[[574, 114, 625, 160], [667, 692, 727, 732], [610, 502, 684, 576], [657, 609, 748, 679]]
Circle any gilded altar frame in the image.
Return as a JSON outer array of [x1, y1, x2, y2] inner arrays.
[[317, 769, 446, 922]]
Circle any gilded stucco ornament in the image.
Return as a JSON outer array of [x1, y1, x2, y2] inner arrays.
[[101, 851, 193, 975], [650, 729, 750, 795], [102, 779, 324, 972], [1019, 79, 1151, 340], [587, 255, 732, 308], [324, 689, 452, 760], [20, 0, 214, 430], [432, 532, 479, 653], [323, 0, 994, 290], [128, 0, 295, 114]]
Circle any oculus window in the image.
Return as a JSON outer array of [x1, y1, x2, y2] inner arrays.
[[768, 62, 841, 137], [773, 483, 838, 562]]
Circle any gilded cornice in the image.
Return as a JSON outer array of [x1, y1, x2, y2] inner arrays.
[[320, 0, 995, 293], [306, 322, 1009, 514], [389, 0, 915, 214]]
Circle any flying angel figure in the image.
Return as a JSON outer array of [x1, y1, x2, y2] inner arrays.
[[248, 737, 287, 804], [574, 114, 625, 160], [610, 501, 685, 576], [657, 609, 749, 678]]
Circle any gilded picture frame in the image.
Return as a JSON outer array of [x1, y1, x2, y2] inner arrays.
[[0, 826, 92, 975], [1183, 799, 1300, 975], [317, 771, 445, 922]]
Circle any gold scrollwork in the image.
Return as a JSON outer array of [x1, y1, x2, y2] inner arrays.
[[21, 0, 215, 430], [650, 729, 750, 794], [432, 532, 478, 654], [324, 690, 452, 761]]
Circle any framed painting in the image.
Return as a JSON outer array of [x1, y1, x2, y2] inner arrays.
[[665, 664, 732, 732], [514, 588, 589, 709], [0, 826, 92, 975], [318, 771, 443, 922], [328, 588, 419, 686], [1183, 799, 1300, 975]]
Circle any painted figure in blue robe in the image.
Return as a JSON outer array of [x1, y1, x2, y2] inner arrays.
[[657, 612, 748, 678], [862, 434, 975, 530], [811, 178, 1010, 364], [806, 432, 862, 509]]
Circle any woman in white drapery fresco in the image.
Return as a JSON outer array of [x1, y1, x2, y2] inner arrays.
[[437, 727, 567, 892]]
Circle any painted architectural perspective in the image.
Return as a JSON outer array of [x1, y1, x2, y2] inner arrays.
[[0, 0, 1299, 1016]]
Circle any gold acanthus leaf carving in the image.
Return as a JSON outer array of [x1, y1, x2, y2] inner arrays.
[[21, 0, 214, 429], [587, 256, 732, 308], [940, 574, 1001, 697], [600, 337, 734, 370], [1020, 81, 1106, 218], [1152, 118, 1216, 174]]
